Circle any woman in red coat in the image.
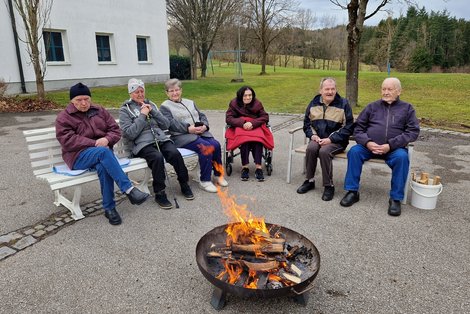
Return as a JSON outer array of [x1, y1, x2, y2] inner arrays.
[[225, 86, 274, 181]]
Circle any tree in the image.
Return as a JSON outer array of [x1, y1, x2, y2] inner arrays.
[[243, 0, 299, 75], [9, 0, 53, 100], [330, 0, 391, 106], [167, 0, 240, 79]]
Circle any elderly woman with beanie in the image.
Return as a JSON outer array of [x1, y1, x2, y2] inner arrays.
[[159, 78, 228, 193], [119, 78, 194, 209], [225, 86, 274, 181], [55, 82, 150, 225]]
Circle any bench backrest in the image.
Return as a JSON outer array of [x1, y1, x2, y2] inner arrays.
[[23, 127, 132, 177]]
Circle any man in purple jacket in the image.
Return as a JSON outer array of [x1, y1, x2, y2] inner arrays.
[[340, 77, 420, 216], [56, 83, 150, 225]]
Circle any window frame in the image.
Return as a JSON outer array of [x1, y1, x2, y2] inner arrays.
[[136, 36, 152, 64], [43, 29, 69, 64], [95, 33, 116, 64]]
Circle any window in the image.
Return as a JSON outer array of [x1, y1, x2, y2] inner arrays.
[[43, 30, 65, 62], [136, 37, 148, 62], [96, 34, 112, 62]]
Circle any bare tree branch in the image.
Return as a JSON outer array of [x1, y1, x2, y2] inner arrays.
[[10, 0, 53, 100]]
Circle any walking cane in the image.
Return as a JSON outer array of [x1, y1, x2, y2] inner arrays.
[[147, 113, 180, 208]]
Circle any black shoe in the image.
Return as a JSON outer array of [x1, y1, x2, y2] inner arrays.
[[255, 169, 265, 182], [104, 208, 122, 225], [155, 191, 173, 209], [127, 187, 149, 205], [388, 199, 401, 216], [340, 191, 360, 207], [241, 168, 249, 181], [322, 186, 335, 201], [297, 180, 315, 194], [180, 182, 195, 200]]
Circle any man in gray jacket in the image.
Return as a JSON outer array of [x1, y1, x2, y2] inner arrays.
[[119, 78, 194, 209]]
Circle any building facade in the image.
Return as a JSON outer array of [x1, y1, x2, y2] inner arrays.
[[1, 0, 169, 95]]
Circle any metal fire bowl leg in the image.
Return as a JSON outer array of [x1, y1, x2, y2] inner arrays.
[[291, 292, 309, 306], [211, 287, 227, 310]]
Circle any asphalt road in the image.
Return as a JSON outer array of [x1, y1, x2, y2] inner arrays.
[[0, 110, 469, 313]]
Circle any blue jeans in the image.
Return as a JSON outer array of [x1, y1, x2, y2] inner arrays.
[[343, 144, 409, 201], [183, 137, 222, 182], [73, 147, 133, 210]]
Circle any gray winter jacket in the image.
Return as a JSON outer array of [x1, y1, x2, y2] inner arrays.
[[119, 99, 172, 156], [159, 98, 213, 147]]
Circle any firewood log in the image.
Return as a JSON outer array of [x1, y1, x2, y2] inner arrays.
[[279, 269, 301, 284], [243, 260, 279, 272], [231, 243, 284, 253]]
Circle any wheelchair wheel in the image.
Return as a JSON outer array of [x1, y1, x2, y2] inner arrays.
[[266, 163, 273, 176], [226, 163, 232, 176]]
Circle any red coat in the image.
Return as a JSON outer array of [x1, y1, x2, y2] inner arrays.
[[225, 98, 274, 150]]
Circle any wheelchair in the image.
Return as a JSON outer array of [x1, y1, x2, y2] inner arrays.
[[222, 124, 273, 177]]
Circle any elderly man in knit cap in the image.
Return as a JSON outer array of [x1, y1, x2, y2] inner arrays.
[[55, 82, 150, 225], [119, 78, 194, 209]]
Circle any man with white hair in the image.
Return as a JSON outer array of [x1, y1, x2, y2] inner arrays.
[[340, 77, 420, 216], [119, 78, 194, 210]]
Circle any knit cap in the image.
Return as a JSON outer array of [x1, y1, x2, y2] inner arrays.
[[69, 82, 91, 100]]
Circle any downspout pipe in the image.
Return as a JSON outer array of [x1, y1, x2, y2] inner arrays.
[[7, 0, 27, 93]]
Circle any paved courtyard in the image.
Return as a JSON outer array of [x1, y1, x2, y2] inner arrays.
[[0, 110, 469, 313]]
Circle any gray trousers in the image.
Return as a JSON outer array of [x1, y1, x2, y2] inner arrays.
[[305, 141, 344, 187]]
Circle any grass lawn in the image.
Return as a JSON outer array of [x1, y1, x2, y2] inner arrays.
[[47, 63, 470, 131]]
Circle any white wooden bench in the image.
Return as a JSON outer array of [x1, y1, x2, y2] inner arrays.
[[286, 125, 414, 204], [23, 126, 198, 220]]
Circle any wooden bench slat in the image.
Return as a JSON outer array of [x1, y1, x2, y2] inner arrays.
[[24, 132, 58, 142], [29, 149, 63, 159], [27, 142, 62, 151]]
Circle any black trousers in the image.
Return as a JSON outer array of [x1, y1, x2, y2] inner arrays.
[[137, 142, 189, 193]]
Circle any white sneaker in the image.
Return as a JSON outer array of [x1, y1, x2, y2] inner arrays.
[[199, 181, 217, 193], [215, 176, 229, 187]]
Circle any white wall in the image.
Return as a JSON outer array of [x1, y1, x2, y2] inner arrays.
[[0, 0, 169, 95]]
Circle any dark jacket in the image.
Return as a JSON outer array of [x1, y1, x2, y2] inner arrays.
[[354, 98, 420, 150], [119, 99, 171, 155], [55, 103, 121, 169], [303, 93, 354, 148], [225, 98, 269, 128]]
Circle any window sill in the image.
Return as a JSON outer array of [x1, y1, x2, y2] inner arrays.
[[138, 61, 153, 65], [46, 61, 71, 66], [98, 61, 117, 65]]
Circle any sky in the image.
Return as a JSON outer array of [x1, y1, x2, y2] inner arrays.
[[297, 0, 470, 27]]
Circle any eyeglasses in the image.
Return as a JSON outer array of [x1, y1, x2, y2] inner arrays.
[[167, 88, 181, 93]]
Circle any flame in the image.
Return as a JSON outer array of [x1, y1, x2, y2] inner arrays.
[[268, 274, 282, 282], [244, 270, 259, 289], [216, 188, 269, 257], [217, 260, 243, 284], [209, 152, 285, 288]]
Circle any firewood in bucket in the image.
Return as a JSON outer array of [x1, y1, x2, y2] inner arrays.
[[418, 172, 429, 185], [433, 176, 441, 185]]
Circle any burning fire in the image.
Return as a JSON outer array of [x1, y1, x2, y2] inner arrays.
[[201, 147, 304, 289]]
